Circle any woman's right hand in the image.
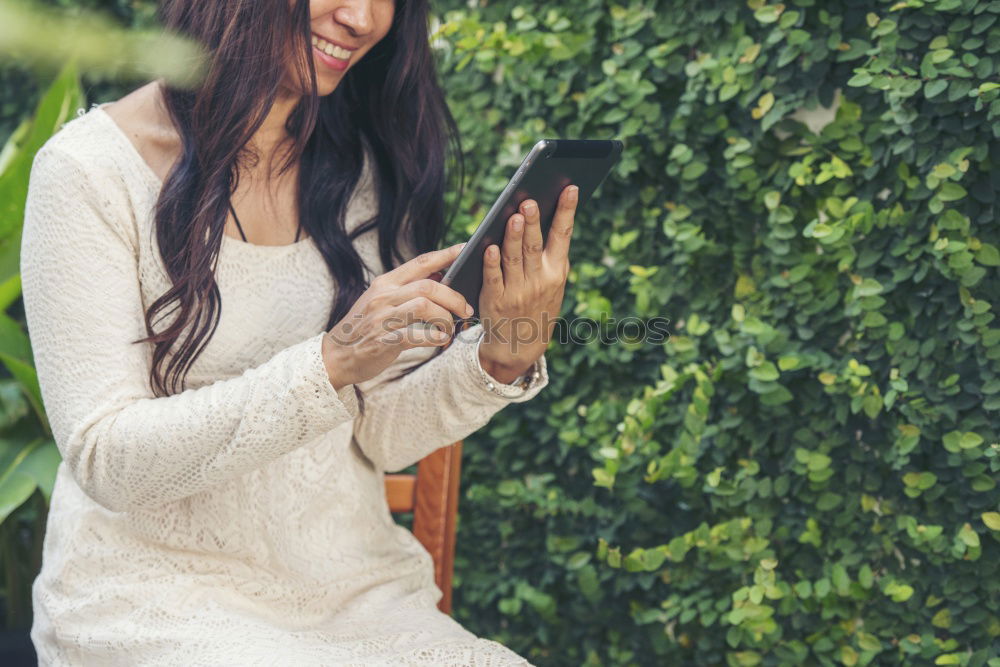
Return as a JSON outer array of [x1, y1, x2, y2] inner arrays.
[[321, 242, 473, 391]]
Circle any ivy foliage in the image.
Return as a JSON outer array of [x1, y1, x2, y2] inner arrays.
[[434, 1, 999, 665]]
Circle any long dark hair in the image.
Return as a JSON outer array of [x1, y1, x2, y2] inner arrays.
[[135, 0, 465, 407]]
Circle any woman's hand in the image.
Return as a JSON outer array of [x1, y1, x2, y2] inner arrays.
[[322, 242, 473, 391], [478, 184, 579, 384]]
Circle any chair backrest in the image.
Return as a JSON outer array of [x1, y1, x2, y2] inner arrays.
[[384, 441, 463, 614]]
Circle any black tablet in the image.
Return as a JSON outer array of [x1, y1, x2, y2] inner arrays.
[[441, 139, 623, 318]]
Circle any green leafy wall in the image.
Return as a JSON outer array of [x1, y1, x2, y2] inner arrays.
[[4, 0, 999, 665], [434, 1, 999, 665]]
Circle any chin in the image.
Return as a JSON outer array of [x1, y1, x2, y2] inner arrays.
[[317, 76, 341, 96], [281, 73, 340, 99], [310, 62, 350, 96]]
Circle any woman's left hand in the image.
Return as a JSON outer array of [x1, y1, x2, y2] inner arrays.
[[477, 184, 579, 384]]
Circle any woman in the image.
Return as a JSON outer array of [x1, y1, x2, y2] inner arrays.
[[20, 0, 578, 664]]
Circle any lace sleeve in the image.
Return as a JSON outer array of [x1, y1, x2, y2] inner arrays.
[[19, 144, 359, 512], [349, 323, 549, 473]]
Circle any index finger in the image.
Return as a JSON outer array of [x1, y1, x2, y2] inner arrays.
[[544, 185, 578, 261], [381, 242, 466, 286]]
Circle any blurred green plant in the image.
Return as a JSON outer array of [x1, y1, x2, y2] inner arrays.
[[0, 0, 205, 86], [0, 61, 79, 630]]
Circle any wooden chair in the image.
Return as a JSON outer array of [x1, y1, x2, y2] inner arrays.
[[384, 441, 463, 614]]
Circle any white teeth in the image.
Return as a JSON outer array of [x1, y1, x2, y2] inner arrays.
[[311, 35, 351, 60]]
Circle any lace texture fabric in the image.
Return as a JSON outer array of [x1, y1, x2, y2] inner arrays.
[[19, 103, 549, 666]]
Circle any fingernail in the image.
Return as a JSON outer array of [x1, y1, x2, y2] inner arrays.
[[465, 304, 474, 316], [512, 216, 523, 232], [568, 186, 578, 203], [524, 202, 536, 215]]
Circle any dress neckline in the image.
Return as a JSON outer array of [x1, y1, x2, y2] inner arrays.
[[91, 103, 313, 251]]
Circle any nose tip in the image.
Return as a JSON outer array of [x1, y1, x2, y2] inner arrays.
[[336, 6, 375, 37]]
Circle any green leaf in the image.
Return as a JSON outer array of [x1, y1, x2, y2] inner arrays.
[[857, 631, 881, 652], [975, 243, 1000, 266], [972, 475, 995, 492], [931, 608, 952, 628], [847, 72, 873, 87], [497, 479, 519, 496], [807, 453, 832, 471], [942, 431, 963, 453], [925, 80, 948, 99], [0, 437, 47, 522], [0, 60, 85, 284], [719, 82, 741, 102], [832, 563, 849, 592], [642, 548, 667, 571], [0, 470, 36, 523], [960, 432, 983, 449], [623, 548, 646, 572], [682, 161, 708, 180], [958, 523, 980, 548], [0, 274, 21, 312], [862, 393, 881, 418], [0, 355, 46, 437], [859, 565, 874, 589], [930, 49, 953, 64], [856, 279, 883, 297], [566, 551, 591, 571], [758, 92, 775, 114], [754, 6, 783, 24], [758, 384, 793, 405], [18, 439, 59, 504], [592, 467, 615, 489], [938, 183, 967, 202], [749, 362, 779, 382], [816, 492, 843, 511], [873, 19, 896, 37], [885, 581, 914, 602]]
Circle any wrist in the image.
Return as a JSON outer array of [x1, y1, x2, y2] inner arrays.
[[478, 348, 534, 385], [321, 332, 346, 392]]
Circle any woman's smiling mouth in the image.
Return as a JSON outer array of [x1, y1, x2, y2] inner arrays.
[[312, 33, 355, 71]]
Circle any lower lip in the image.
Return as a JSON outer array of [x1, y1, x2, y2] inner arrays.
[[313, 45, 350, 72]]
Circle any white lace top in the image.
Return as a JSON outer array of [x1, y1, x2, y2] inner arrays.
[[20, 102, 548, 666]]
